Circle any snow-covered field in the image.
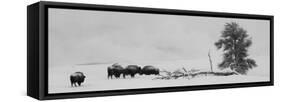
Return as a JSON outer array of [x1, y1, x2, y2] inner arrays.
[[48, 56, 269, 94]]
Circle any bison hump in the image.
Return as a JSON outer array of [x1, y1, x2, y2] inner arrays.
[[71, 72, 85, 77]]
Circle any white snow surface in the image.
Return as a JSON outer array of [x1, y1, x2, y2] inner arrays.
[[49, 56, 269, 93]]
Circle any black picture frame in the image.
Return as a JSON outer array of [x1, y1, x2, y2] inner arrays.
[[27, 1, 274, 100]]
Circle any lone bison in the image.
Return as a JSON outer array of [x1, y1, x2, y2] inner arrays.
[[70, 72, 86, 87], [123, 65, 141, 78], [141, 65, 160, 75], [107, 63, 124, 79]]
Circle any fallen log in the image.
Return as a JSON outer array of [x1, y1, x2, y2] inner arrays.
[[154, 68, 238, 80]]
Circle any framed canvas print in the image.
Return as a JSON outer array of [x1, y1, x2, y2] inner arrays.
[[27, 1, 274, 100]]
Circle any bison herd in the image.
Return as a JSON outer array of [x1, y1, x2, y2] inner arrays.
[[107, 63, 160, 79], [70, 63, 160, 87]]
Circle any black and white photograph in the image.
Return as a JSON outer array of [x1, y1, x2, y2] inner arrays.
[[48, 8, 270, 94]]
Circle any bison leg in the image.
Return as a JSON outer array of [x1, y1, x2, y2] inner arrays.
[[131, 74, 135, 78], [70, 80, 76, 87], [108, 74, 112, 79], [116, 74, 120, 78], [78, 82, 81, 86], [114, 74, 118, 78], [123, 74, 126, 79], [71, 82, 74, 87], [70, 77, 74, 87], [72, 82, 77, 87]]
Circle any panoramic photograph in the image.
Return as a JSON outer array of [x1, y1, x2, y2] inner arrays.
[[48, 8, 270, 94]]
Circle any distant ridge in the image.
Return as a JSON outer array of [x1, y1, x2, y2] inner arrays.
[[76, 62, 112, 66]]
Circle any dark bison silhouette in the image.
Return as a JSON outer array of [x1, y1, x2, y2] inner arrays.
[[123, 65, 141, 78], [141, 65, 160, 75], [107, 63, 124, 79], [70, 72, 86, 87]]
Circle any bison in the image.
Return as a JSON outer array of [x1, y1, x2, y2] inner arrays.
[[123, 65, 141, 78], [107, 63, 124, 79], [70, 72, 86, 87], [141, 65, 160, 75]]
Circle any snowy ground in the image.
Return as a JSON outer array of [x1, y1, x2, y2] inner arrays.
[[48, 56, 269, 94]]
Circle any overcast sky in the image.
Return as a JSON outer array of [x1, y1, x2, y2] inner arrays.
[[48, 8, 270, 67]]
